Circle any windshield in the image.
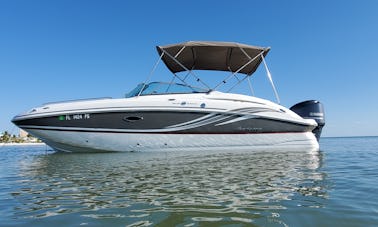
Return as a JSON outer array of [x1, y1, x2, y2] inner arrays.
[[126, 82, 209, 98]]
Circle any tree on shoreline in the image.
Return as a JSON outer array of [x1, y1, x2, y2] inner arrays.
[[0, 131, 11, 143], [0, 131, 41, 143]]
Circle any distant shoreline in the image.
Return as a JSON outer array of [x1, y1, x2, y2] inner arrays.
[[0, 142, 46, 146]]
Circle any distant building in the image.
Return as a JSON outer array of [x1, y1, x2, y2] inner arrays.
[[19, 129, 28, 138]]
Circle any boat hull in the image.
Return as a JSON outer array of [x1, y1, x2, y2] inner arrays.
[[12, 93, 320, 153], [25, 128, 319, 152]]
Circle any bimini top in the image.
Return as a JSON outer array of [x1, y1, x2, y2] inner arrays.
[[156, 41, 270, 75]]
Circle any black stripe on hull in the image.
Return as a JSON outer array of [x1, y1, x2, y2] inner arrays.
[[14, 111, 206, 130]]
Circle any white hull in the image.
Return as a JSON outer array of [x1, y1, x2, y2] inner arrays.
[[28, 129, 319, 153]]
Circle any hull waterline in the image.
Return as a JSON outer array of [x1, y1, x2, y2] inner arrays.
[[25, 128, 319, 153]]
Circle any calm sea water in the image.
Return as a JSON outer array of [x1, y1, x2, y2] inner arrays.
[[0, 137, 377, 226]]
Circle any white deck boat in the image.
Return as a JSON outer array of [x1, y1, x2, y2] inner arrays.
[[12, 41, 325, 152]]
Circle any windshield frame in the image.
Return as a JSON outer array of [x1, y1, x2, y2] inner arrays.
[[126, 82, 209, 98]]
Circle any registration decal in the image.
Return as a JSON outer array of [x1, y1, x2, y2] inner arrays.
[[58, 114, 90, 121]]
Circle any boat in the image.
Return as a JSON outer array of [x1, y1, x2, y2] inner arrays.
[[12, 41, 325, 152]]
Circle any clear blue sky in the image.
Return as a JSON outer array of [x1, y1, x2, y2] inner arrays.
[[1, 0, 377, 137]]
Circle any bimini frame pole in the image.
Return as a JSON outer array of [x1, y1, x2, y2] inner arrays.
[[227, 73, 258, 94], [261, 54, 280, 104], [160, 48, 211, 90], [247, 76, 255, 96], [213, 51, 264, 90], [138, 45, 188, 96], [137, 52, 165, 96]]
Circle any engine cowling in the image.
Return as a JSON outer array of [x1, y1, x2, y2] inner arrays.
[[290, 100, 325, 141]]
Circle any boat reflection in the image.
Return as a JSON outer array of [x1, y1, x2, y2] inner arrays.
[[13, 149, 326, 225]]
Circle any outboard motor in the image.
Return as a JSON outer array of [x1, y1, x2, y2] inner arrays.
[[290, 100, 325, 141]]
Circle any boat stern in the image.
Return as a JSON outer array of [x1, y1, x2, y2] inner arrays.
[[290, 100, 325, 141]]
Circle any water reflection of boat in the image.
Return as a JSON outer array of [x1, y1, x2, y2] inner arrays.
[[12, 41, 325, 152], [13, 149, 326, 225]]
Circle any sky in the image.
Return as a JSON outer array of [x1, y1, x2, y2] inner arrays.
[[1, 0, 378, 137]]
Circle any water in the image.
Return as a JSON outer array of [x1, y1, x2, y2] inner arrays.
[[0, 137, 377, 226]]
